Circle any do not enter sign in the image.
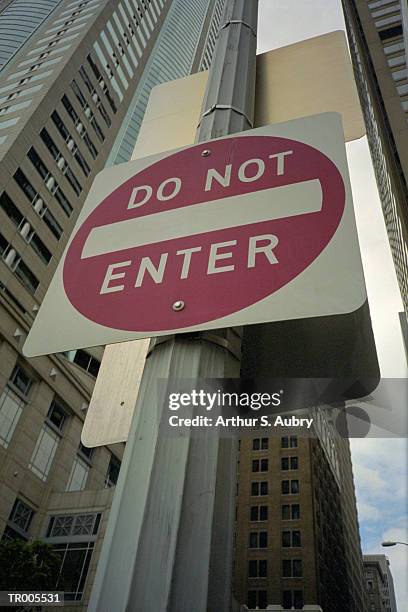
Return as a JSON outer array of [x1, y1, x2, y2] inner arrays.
[[24, 113, 367, 356]]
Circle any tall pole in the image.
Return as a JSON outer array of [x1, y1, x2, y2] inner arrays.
[[88, 1, 258, 610]]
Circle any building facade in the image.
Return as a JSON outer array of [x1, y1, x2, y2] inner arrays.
[[233, 407, 368, 611], [364, 555, 398, 612], [0, 0, 223, 608], [342, 0, 408, 313]]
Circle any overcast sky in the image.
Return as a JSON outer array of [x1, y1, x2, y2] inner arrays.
[[257, 0, 408, 608]]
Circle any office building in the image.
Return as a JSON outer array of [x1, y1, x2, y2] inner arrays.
[[0, 0, 224, 608], [233, 406, 368, 611], [341, 0, 408, 313], [364, 554, 398, 612]]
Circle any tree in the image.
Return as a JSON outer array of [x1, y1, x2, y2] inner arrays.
[[0, 539, 61, 591]]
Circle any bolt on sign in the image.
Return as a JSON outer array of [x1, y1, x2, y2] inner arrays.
[[23, 113, 367, 357]]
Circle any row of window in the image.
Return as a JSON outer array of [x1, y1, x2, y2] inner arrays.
[[0, 232, 39, 294], [200, 0, 225, 70], [51, 110, 91, 176], [0, 191, 52, 264], [90, 0, 163, 107], [250, 480, 300, 496], [61, 94, 99, 159], [248, 530, 301, 549], [28, 146, 73, 216], [14, 168, 63, 240], [247, 589, 303, 610], [62, 349, 101, 377], [70, 79, 105, 142], [0, 362, 112, 483], [252, 435, 298, 451], [0, 377, 118, 489], [40, 128, 83, 196], [252, 456, 299, 472], [248, 504, 301, 522], [248, 558, 303, 578]]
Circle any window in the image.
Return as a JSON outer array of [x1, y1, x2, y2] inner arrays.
[[29, 233, 52, 264], [61, 95, 98, 159], [0, 117, 19, 129], [387, 54, 405, 67], [250, 505, 268, 521], [47, 399, 68, 432], [29, 424, 59, 481], [375, 14, 401, 28], [383, 40, 405, 55], [70, 79, 105, 141], [248, 559, 267, 578], [252, 437, 268, 450], [14, 258, 39, 294], [0, 280, 26, 315], [54, 541, 94, 600], [281, 480, 299, 495], [40, 128, 82, 195], [47, 512, 101, 538], [378, 24, 403, 40], [282, 559, 302, 577], [282, 590, 303, 609], [10, 365, 33, 396], [13, 169, 63, 240], [252, 458, 268, 472], [0, 387, 25, 448], [281, 435, 297, 448], [282, 530, 301, 547], [249, 531, 268, 548], [372, 4, 402, 19], [62, 349, 101, 376], [369, 0, 401, 9], [247, 590, 267, 609], [14, 168, 36, 201], [66, 456, 90, 492], [0, 191, 24, 227], [0, 99, 32, 116], [27, 148, 72, 216], [78, 65, 112, 127], [8, 498, 35, 536], [281, 456, 299, 470], [2, 197, 47, 259], [2, 525, 26, 542], [398, 83, 408, 95], [105, 454, 121, 487], [281, 504, 300, 520], [392, 67, 408, 81], [251, 481, 268, 496], [78, 442, 93, 461], [87, 53, 117, 113], [50, 111, 91, 176]]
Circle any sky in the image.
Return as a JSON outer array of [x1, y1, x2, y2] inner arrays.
[[257, 0, 408, 608]]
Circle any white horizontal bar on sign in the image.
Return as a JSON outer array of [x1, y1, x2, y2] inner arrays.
[[82, 179, 322, 259]]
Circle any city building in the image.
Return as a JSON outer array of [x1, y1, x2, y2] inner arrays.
[[341, 0, 408, 314], [0, 0, 224, 608], [364, 554, 398, 612], [233, 406, 368, 611]]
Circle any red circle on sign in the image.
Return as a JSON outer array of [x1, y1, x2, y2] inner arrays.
[[63, 135, 345, 332]]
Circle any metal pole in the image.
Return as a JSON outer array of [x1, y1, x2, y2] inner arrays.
[[88, 1, 258, 610]]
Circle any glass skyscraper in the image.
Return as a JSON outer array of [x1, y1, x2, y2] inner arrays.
[[0, 0, 64, 71], [109, 0, 225, 164], [342, 0, 408, 313]]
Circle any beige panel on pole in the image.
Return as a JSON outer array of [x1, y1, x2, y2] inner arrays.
[[82, 30, 365, 447]]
